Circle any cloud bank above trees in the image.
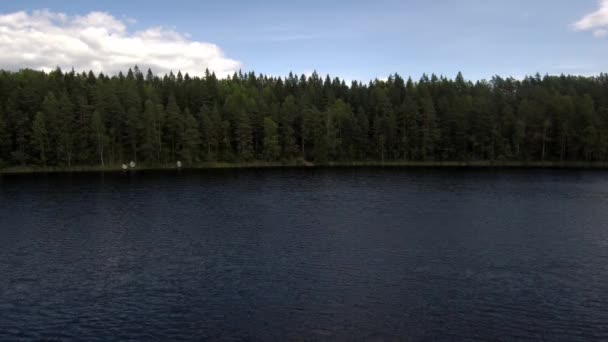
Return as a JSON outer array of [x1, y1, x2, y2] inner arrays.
[[573, 0, 608, 37], [0, 10, 241, 77]]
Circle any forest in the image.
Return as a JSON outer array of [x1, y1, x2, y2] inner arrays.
[[1, 67, 608, 169]]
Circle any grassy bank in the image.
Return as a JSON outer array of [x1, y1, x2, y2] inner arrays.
[[325, 160, 608, 169], [2, 160, 608, 175], [0, 161, 304, 175]]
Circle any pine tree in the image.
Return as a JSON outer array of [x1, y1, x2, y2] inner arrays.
[[420, 95, 439, 160], [0, 67, 606, 169], [263, 117, 280, 161], [125, 106, 141, 162], [304, 106, 329, 162], [180, 109, 201, 163], [279, 96, 298, 159], [141, 99, 162, 163], [6, 96, 29, 165], [210, 105, 224, 160], [398, 97, 418, 160], [198, 105, 214, 160], [235, 110, 253, 161], [165, 94, 183, 161], [353, 107, 369, 160], [57, 92, 75, 166], [92, 110, 108, 167], [0, 106, 10, 164], [32, 111, 49, 165]]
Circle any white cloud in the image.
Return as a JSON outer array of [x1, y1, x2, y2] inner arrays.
[[0, 10, 241, 77], [593, 28, 608, 37], [573, 0, 608, 37]]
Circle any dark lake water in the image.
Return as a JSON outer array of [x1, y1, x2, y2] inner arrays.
[[1, 168, 608, 341]]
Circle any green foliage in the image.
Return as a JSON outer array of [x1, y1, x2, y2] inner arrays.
[[235, 110, 253, 161], [0, 106, 11, 164], [31, 111, 48, 165], [180, 109, 202, 163], [263, 117, 280, 161], [91, 110, 108, 166], [0, 68, 607, 168]]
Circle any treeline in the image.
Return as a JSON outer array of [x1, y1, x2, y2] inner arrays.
[[1, 67, 608, 168]]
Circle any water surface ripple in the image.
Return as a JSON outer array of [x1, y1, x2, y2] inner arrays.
[[1, 168, 607, 340]]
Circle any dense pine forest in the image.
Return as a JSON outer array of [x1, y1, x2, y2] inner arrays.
[[1, 67, 608, 169]]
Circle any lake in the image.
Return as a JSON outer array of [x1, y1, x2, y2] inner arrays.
[[1, 168, 607, 340]]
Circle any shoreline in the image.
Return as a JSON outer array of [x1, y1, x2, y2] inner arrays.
[[2, 160, 608, 175]]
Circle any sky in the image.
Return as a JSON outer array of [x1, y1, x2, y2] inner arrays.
[[0, 0, 607, 81]]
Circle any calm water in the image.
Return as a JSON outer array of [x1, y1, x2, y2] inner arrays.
[[1, 168, 608, 341]]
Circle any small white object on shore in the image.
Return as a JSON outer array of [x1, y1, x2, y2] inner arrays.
[[129, 161, 136, 168], [121, 164, 128, 170], [176, 161, 182, 168]]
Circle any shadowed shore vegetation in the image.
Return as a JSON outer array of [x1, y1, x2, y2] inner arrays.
[[3, 161, 608, 175]]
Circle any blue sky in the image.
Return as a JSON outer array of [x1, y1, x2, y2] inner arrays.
[[0, 0, 606, 81]]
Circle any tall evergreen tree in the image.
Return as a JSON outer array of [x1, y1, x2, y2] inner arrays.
[[31, 111, 49, 165], [263, 117, 280, 161], [57, 92, 75, 166], [165, 94, 183, 161], [0, 67, 607, 168], [0, 105, 10, 164], [235, 109, 253, 160], [180, 109, 201, 163], [91, 110, 108, 167]]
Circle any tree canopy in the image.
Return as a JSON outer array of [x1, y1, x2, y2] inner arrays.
[[1, 67, 608, 168]]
